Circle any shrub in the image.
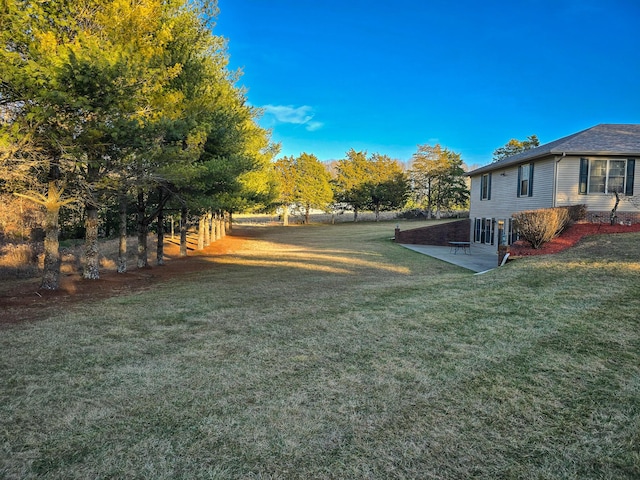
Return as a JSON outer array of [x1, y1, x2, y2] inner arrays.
[[513, 207, 571, 249], [0, 243, 35, 266], [0, 194, 45, 241], [566, 204, 587, 223], [0, 243, 39, 279]]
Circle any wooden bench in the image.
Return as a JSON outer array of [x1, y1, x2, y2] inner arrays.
[[448, 241, 470, 255]]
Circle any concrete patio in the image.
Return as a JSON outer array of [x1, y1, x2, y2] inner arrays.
[[399, 242, 499, 273]]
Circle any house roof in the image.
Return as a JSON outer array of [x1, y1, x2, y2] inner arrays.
[[468, 124, 640, 176]]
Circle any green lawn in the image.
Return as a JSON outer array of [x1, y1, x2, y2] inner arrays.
[[1, 221, 639, 479]]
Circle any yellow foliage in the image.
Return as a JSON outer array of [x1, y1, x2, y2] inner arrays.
[[34, 31, 59, 56], [15, 182, 76, 211]]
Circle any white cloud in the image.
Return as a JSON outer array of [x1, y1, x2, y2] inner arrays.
[[262, 104, 323, 131], [305, 121, 324, 132]]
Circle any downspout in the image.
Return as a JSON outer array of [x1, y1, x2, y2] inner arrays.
[[553, 152, 566, 207]]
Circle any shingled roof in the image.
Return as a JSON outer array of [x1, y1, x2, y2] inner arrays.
[[468, 124, 640, 176]]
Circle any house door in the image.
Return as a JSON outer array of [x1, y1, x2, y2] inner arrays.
[[484, 218, 493, 245]]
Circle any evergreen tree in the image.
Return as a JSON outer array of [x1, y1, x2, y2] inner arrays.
[[273, 153, 333, 224], [366, 154, 409, 221], [273, 156, 298, 225], [492, 135, 540, 162], [295, 153, 334, 224], [0, 0, 276, 286], [333, 150, 408, 221], [332, 149, 372, 222]]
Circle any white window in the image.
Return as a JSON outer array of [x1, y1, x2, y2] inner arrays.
[[580, 158, 635, 195], [518, 163, 533, 197], [589, 159, 625, 194], [480, 173, 491, 200]]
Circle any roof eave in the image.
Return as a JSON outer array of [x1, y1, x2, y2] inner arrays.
[[466, 149, 640, 176], [466, 151, 552, 176]]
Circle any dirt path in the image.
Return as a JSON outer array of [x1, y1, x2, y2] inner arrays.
[[0, 228, 258, 326]]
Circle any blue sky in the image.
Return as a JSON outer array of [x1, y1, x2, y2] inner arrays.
[[215, 0, 640, 168]]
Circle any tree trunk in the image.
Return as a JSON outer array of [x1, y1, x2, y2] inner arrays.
[[156, 188, 165, 266], [353, 207, 359, 223], [117, 193, 127, 273], [426, 178, 433, 218], [221, 212, 227, 238], [212, 212, 219, 241], [204, 210, 211, 246], [137, 189, 148, 268], [83, 163, 100, 279], [610, 191, 621, 225], [180, 205, 188, 257], [198, 215, 205, 249], [375, 204, 380, 222], [228, 211, 233, 232], [282, 205, 289, 226], [217, 213, 223, 239], [209, 210, 215, 242], [304, 204, 310, 224], [83, 203, 100, 279], [41, 201, 61, 290]]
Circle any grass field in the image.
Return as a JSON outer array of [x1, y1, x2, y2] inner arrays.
[[1, 221, 639, 479]]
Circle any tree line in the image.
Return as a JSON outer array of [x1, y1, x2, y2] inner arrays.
[[5, 1, 526, 290], [1, 0, 278, 289], [271, 145, 470, 225]]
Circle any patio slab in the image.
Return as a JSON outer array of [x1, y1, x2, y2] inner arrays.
[[400, 243, 499, 273]]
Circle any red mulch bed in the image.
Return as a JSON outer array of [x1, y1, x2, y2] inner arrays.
[[509, 222, 640, 256]]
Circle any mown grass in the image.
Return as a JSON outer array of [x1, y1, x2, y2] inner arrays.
[[1, 220, 639, 479]]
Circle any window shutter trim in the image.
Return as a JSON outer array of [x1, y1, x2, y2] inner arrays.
[[625, 159, 635, 196], [579, 158, 589, 195], [516, 167, 521, 197], [528, 163, 534, 197], [487, 173, 492, 200]]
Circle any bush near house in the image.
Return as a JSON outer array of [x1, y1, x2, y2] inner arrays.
[[513, 205, 586, 249]]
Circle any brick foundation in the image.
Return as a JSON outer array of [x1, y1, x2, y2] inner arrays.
[[394, 219, 470, 246], [584, 210, 640, 225]]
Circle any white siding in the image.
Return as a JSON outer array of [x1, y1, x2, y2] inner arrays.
[[469, 158, 556, 244], [470, 153, 640, 243], [470, 158, 555, 219], [556, 155, 640, 212]]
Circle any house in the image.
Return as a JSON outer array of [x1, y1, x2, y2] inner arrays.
[[467, 124, 640, 246]]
